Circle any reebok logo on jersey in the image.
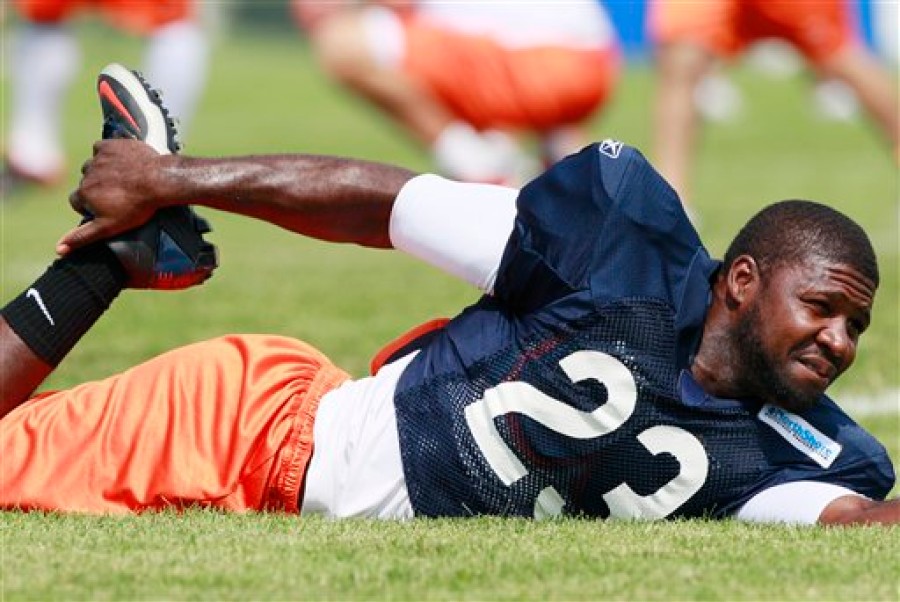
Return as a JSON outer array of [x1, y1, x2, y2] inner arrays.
[[599, 139, 623, 159], [26, 288, 55, 326], [758, 404, 841, 468]]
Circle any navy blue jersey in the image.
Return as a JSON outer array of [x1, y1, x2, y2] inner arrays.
[[391, 141, 895, 519]]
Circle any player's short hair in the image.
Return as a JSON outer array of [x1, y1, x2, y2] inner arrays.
[[723, 199, 879, 287]]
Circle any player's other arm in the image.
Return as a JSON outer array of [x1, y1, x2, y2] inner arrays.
[[735, 481, 899, 526], [741, 493, 900, 525], [818, 495, 900, 525], [62, 139, 417, 254]]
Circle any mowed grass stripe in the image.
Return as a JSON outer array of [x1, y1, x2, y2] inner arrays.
[[1, 512, 897, 601]]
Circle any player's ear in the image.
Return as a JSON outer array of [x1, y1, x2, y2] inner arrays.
[[725, 255, 760, 305]]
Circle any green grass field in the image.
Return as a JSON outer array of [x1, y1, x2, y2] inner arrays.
[[1, 23, 898, 601]]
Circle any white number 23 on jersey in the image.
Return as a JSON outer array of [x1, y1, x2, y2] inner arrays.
[[464, 350, 709, 519]]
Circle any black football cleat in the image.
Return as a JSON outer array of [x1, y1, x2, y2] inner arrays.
[[106, 206, 218, 290], [95, 63, 217, 289], [97, 62, 181, 154]]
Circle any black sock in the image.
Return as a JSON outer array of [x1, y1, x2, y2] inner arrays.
[[1, 245, 127, 366]]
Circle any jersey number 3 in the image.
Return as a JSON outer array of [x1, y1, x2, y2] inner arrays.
[[464, 350, 709, 519]]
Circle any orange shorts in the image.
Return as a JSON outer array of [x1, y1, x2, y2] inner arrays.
[[648, 0, 859, 63], [403, 19, 621, 131], [0, 335, 349, 514], [14, 0, 194, 34]]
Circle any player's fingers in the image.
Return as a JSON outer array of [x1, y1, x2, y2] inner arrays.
[[68, 189, 89, 216], [68, 190, 78, 212], [56, 220, 106, 256]]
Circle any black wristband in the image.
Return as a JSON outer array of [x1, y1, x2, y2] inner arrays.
[[1, 245, 126, 366]]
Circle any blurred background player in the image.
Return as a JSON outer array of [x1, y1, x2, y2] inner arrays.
[[648, 0, 899, 207], [292, 0, 621, 185], [3, 0, 209, 190]]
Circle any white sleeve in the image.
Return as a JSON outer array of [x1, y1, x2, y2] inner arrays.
[[733, 481, 868, 525], [388, 174, 518, 293]]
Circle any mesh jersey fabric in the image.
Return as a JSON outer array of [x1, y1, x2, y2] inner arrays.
[[389, 141, 895, 519]]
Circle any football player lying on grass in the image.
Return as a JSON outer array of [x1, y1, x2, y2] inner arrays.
[[0, 64, 896, 525]]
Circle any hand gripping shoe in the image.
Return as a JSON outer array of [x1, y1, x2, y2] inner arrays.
[[95, 63, 217, 289]]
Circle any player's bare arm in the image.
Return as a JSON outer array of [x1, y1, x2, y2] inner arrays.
[[62, 139, 417, 255], [819, 495, 900, 525], [0, 320, 53, 419]]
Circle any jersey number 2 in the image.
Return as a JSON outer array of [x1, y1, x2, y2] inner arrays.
[[464, 350, 709, 519]]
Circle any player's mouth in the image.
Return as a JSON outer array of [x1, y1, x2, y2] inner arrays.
[[796, 355, 836, 389]]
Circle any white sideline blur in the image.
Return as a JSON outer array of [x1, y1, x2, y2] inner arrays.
[[839, 388, 900, 417]]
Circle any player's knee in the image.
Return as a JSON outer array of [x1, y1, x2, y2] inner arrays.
[[657, 43, 712, 86]]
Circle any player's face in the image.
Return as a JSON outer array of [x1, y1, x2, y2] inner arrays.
[[735, 259, 875, 412]]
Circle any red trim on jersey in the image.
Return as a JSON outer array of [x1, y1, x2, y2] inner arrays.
[[370, 318, 450, 375]]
